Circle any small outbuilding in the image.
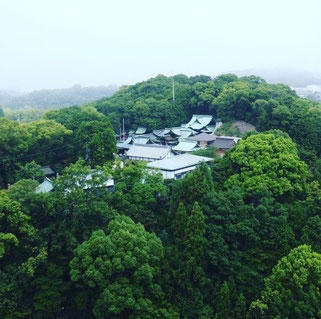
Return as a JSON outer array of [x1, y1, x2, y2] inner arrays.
[[213, 136, 239, 156], [40, 166, 55, 177], [35, 178, 54, 194]]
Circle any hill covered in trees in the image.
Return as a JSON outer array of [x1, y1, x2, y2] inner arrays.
[[91, 73, 321, 166], [0, 84, 118, 110], [2, 74, 321, 318]]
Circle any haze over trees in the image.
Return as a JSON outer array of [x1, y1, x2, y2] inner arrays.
[[2, 73, 321, 318], [0, 84, 118, 110]]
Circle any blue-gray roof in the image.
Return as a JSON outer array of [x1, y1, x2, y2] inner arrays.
[[172, 139, 198, 152], [135, 127, 147, 134], [184, 114, 213, 130], [35, 178, 54, 193]]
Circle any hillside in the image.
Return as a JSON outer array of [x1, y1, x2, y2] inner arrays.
[[215, 120, 256, 137], [3, 73, 321, 318], [0, 84, 118, 110], [90, 73, 321, 166]]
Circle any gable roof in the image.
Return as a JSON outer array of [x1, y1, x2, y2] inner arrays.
[[117, 142, 132, 150], [180, 129, 193, 138], [169, 127, 194, 138], [126, 144, 171, 160], [133, 135, 150, 144], [213, 137, 236, 149], [117, 136, 133, 149], [184, 115, 213, 130], [35, 178, 54, 194], [170, 127, 183, 136], [188, 132, 216, 142], [153, 128, 171, 137], [147, 153, 213, 171], [172, 139, 199, 152], [202, 125, 217, 133], [135, 127, 147, 135]]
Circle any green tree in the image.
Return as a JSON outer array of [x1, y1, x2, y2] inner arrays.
[[24, 119, 72, 166], [110, 161, 168, 233], [166, 201, 209, 318], [170, 162, 214, 212], [70, 215, 176, 318], [16, 161, 45, 182], [7, 179, 39, 204], [301, 216, 321, 253], [172, 202, 207, 287], [44, 105, 106, 131], [216, 281, 231, 319], [249, 245, 321, 318], [233, 293, 246, 319], [0, 192, 46, 317], [190, 81, 217, 115], [213, 81, 253, 122], [0, 118, 30, 188], [204, 188, 295, 300], [30, 262, 66, 318], [225, 131, 308, 200], [76, 119, 116, 166]]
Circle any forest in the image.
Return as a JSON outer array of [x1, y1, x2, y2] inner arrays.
[[0, 84, 118, 111], [2, 73, 321, 318]]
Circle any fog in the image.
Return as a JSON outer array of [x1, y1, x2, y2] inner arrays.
[[1, 0, 321, 90]]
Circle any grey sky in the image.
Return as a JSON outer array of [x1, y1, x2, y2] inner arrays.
[[1, 0, 320, 90]]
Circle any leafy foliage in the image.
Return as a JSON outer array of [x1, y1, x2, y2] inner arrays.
[[249, 245, 321, 318], [2, 73, 321, 318], [70, 215, 174, 319], [224, 131, 308, 200]]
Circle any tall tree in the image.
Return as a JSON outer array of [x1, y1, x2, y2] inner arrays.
[[249, 245, 321, 318], [0, 192, 46, 317], [167, 202, 209, 318], [225, 131, 308, 200], [76, 119, 116, 166], [170, 162, 214, 213], [70, 215, 177, 319], [0, 118, 30, 188], [110, 161, 168, 233], [23, 119, 72, 166], [15, 161, 45, 182], [216, 281, 231, 319]]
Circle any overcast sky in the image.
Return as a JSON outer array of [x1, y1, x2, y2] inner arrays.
[[0, 0, 320, 90]]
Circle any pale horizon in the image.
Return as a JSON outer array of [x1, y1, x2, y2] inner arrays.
[[1, 0, 321, 91]]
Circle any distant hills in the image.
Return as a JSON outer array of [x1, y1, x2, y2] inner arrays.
[[232, 67, 321, 87], [2, 68, 321, 110], [0, 84, 119, 110]]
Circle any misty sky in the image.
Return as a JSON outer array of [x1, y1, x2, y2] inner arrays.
[[1, 0, 321, 91]]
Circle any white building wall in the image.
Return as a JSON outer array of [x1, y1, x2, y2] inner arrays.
[[160, 165, 197, 179]]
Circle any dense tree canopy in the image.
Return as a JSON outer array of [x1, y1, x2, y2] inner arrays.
[[249, 245, 321, 318], [70, 215, 176, 319], [1, 73, 321, 318], [224, 131, 308, 199]]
